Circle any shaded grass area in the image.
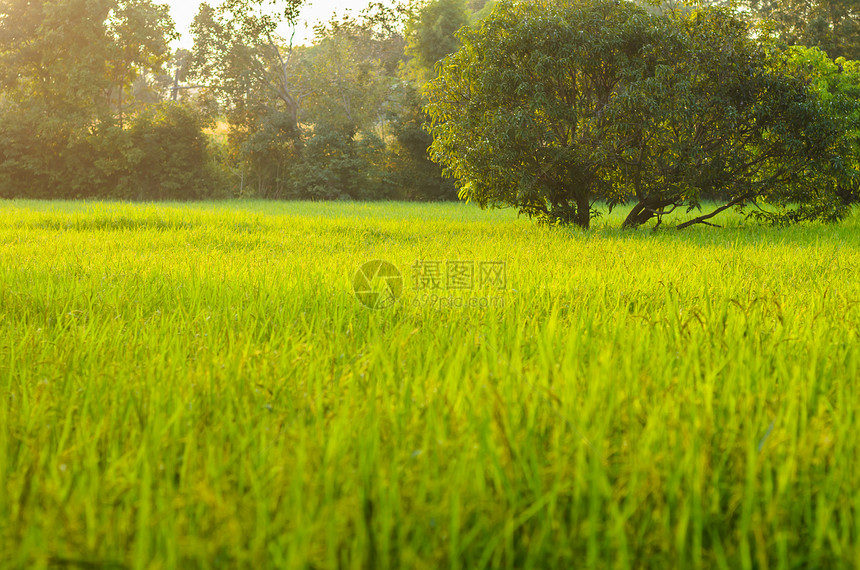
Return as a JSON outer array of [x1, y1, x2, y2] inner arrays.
[[1, 200, 859, 569]]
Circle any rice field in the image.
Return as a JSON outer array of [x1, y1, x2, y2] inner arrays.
[[1, 199, 859, 569]]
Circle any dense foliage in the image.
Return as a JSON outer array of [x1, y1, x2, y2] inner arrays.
[[0, 0, 223, 200], [1, 0, 858, 218], [188, 0, 461, 201], [613, 9, 860, 229], [737, 0, 860, 60], [0, 0, 466, 201], [425, 0, 860, 228]]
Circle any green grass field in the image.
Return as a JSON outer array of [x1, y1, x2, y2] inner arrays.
[[1, 200, 859, 569]]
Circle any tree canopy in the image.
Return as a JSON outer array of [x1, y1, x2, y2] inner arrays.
[[404, 0, 469, 82], [425, 0, 859, 229], [0, 0, 221, 200], [1, 0, 858, 213]]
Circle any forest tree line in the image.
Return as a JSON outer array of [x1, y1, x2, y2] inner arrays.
[[0, 0, 858, 201]]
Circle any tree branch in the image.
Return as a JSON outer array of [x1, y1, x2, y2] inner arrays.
[[675, 193, 751, 230]]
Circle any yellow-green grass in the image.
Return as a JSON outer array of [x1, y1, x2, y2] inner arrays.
[[1, 200, 859, 569]]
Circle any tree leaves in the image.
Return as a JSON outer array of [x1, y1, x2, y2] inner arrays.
[[426, 0, 670, 228], [425, 0, 859, 229]]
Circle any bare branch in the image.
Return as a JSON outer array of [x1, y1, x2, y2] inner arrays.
[[676, 193, 751, 230]]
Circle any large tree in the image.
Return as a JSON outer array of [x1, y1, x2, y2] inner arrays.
[[300, 4, 406, 136], [191, 0, 307, 132], [106, 0, 178, 126], [425, 0, 856, 229], [612, 8, 856, 229], [426, 0, 673, 227], [190, 0, 309, 196], [0, 0, 114, 120], [280, 5, 408, 200], [0, 0, 219, 200], [0, 0, 176, 122]]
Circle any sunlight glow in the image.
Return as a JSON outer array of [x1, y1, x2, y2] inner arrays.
[[164, 0, 390, 47]]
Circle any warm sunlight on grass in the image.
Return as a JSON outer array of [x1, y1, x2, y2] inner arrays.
[[2, 201, 859, 568]]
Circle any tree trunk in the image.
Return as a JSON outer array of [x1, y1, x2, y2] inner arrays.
[[575, 193, 590, 229], [118, 85, 124, 129], [622, 197, 679, 229], [283, 96, 299, 133], [622, 202, 648, 228]]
